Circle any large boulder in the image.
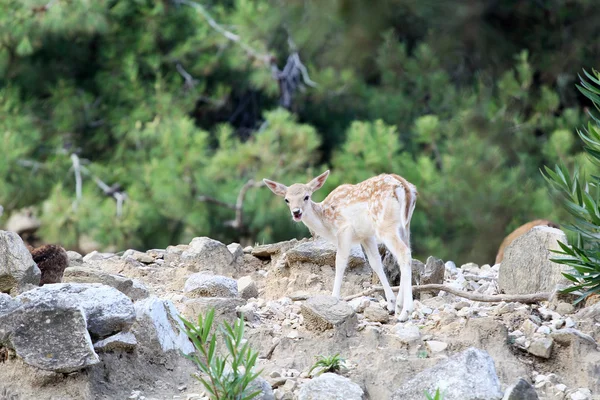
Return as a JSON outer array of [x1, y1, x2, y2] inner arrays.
[[1, 298, 99, 373], [184, 272, 238, 298], [390, 347, 503, 400], [300, 296, 357, 334], [0, 231, 41, 293], [499, 226, 569, 294], [297, 373, 364, 400], [132, 296, 195, 355], [17, 283, 135, 339], [285, 238, 366, 268]]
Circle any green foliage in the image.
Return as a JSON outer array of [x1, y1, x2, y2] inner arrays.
[[180, 309, 263, 400], [1, 0, 600, 265], [307, 353, 345, 377], [543, 69, 600, 304], [425, 388, 444, 400]]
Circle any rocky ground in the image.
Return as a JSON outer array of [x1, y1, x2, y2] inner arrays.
[[1, 226, 600, 400]]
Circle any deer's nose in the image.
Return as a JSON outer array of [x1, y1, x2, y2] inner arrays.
[[292, 208, 302, 217]]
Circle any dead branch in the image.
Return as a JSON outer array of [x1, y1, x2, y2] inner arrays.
[[70, 153, 83, 210], [233, 179, 265, 229], [343, 284, 550, 304], [173, 0, 271, 64]]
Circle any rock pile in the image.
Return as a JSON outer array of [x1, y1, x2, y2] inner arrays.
[[1, 227, 599, 400]]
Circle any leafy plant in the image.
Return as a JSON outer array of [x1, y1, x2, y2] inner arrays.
[[179, 309, 263, 400], [542, 69, 600, 304], [307, 353, 345, 376], [425, 388, 444, 400]]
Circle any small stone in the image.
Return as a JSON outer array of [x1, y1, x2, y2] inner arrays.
[[297, 373, 364, 400], [498, 302, 516, 315], [521, 319, 539, 337], [454, 301, 470, 310], [300, 296, 357, 333], [565, 317, 576, 328], [556, 302, 575, 315], [363, 305, 389, 323], [555, 384, 567, 392], [348, 297, 371, 313], [527, 337, 553, 359], [426, 340, 448, 353], [123, 249, 154, 264], [93, 331, 137, 352], [393, 324, 421, 344], [536, 326, 551, 335], [237, 276, 258, 300], [570, 389, 592, 400], [270, 371, 282, 378]]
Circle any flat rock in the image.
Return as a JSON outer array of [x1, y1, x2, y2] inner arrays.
[[3, 298, 99, 373], [93, 331, 137, 353], [17, 283, 136, 339], [297, 373, 364, 400], [0, 230, 41, 293], [300, 296, 357, 333], [286, 238, 365, 268], [122, 249, 154, 264], [132, 296, 195, 355], [390, 347, 503, 400], [251, 239, 303, 258], [499, 227, 569, 294], [237, 276, 258, 300], [502, 378, 539, 400], [184, 273, 238, 298], [62, 266, 149, 301]]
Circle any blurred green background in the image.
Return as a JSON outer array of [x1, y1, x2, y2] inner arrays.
[[2, 0, 600, 265]]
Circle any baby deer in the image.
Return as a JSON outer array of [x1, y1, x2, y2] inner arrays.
[[263, 170, 417, 322]]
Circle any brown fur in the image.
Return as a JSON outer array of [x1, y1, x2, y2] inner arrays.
[[27, 244, 69, 285], [495, 219, 559, 264]]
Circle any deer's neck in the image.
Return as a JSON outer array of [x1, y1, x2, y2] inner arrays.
[[302, 201, 336, 243]]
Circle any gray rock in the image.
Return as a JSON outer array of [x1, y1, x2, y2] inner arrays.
[[66, 250, 83, 263], [390, 347, 503, 400], [300, 296, 357, 333], [184, 273, 238, 298], [3, 298, 99, 373], [237, 276, 258, 300], [17, 283, 135, 339], [551, 328, 597, 347], [251, 239, 303, 258], [63, 266, 149, 301], [0, 231, 41, 293], [93, 331, 137, 353], [286, 238, 365, 268], [363, 305, 389, 323], [419, 256, 445, 298], [499, 227, 569, 294], [247, 376, 275, 400], [392, 324, 421, 344], [182, 297, 246, 329], [527, 337, 553, 359], [0, 293, 20, 316], [132, 296, 195, 355], [502, 378, 539, 400], [297, 373, 364, 400], [122, 249, 154, 264], [181, 237, 236, 274], [382, 253, 422, 287], [227, 243, 244, 264]]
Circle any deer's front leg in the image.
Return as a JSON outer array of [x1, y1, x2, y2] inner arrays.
[[332, 229, 352, 299]]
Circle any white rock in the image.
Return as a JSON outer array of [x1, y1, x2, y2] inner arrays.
[[426, 340, 448, 353], [393, 324, 421, 344], [297, 373, 364, 400], [184, 273, 238, 298]]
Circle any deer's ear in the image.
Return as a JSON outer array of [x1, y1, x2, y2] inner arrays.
[[263, 179, 288, 197], [307, 170, 330, 192]]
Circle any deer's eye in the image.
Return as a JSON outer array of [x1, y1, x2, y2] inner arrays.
[[285, 199, 289, 203], [304, 196, 309, 201]]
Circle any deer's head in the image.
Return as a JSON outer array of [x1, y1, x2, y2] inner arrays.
[[263, 170, 329, 222]]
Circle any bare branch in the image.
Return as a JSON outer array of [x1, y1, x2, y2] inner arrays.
[[176, 62, 199, 90], [70, 153, 83, 211], [197, 195, 236, 210], [174, 0, 271, 64], [233, 179, 265, 229], [343, 284, 550, 304]]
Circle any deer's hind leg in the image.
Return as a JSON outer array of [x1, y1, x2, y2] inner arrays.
[[362, 236, 396, 313]]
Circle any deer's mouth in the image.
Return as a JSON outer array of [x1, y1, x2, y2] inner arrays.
[[292, 210, 303, 221]]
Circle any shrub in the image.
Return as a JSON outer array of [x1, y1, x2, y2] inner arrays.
[[179, 309, 263, 400], [543, 69, 600, 304], [308, 353, 345, 376]]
